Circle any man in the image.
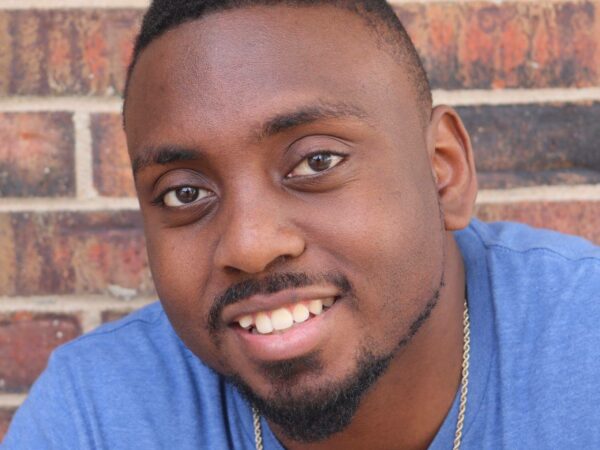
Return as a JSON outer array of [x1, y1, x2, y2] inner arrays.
[[3, 0, 600, 449]]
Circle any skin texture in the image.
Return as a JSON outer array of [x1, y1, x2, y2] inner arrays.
[[125, 5, 477, 449]]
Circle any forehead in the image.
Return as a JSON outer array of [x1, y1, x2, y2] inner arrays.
[[125, 5, 419, 152]]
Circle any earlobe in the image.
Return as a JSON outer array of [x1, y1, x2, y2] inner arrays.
[[427, 105, 478, 231]]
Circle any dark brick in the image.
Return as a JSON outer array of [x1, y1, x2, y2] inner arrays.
[[397, 2, 600, 89], [0, 312, 82, 392], [456, 102, 600, 189], [0, 112, 75, 197], [0, 10, 142, 96], [92, 114, 135, 197], [0, 211, 154, 296], [475, 201, 600, 244], [0, 407, 16, 442]]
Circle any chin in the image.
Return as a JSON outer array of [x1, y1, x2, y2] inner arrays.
[[227, 345, 394, 443], [226, 282, 443, 443]]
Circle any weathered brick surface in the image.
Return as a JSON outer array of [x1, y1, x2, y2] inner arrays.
[[0, 407, 16, 442], [0, 1, 598, 421], [0, 112, 75, 197], [90, 102, 600, 194], [1, 4, 599, 95], [0, 10, 142, 96], [92, 114, 136, 197], [398, 2, 600, 89], [0, 312, 82, 392], [476, 201, 600, 244], [457, 102, 600, 189], [0, 211, 154, 296]]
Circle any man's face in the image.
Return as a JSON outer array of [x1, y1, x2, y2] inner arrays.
[[126, 5, 445, 441]]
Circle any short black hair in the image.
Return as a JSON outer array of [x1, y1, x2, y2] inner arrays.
[[124, 0, 432, 122]]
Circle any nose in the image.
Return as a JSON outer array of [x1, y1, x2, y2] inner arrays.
[[214, 190, 306, 274]]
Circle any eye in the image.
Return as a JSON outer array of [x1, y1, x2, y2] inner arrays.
[[162, 186, 212, 207], [288, 152, 344, 177]]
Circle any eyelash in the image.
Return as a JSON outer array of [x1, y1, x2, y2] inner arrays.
[[151, 185, 199, 207], [151, 151, 347, 207], [288, 150, 346, 176]]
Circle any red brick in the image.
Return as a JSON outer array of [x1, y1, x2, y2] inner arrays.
[[0, 112, 75, 197], [0, 312, 82, 392], [397, 2, 600, 89], [456, 102, 600, 189], [0, 211, 154, 296], [0, 15, 10, 95], [475, 201, 600, 244], [0, 407, 16, 442], [1, 10, 142, 96], [92, 114, 135, 197], [1, 5, 599, 95]]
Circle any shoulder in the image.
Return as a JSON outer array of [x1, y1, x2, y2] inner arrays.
[[459, 218, 600, 262], [457, 219, 600, 293], [57, 301, 167, 354], [2, 303, 243, 449], [50, 301, 218, 385], [456, 221, 600, 445], [50, 302, 174, 369], [456, 219, 600, 366]]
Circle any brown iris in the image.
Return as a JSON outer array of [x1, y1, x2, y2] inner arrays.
[[175, 186, 199, 203], [307, 153, 333, 172]]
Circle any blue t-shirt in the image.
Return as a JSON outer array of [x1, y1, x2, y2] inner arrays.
[[3, 219, 600, 449]]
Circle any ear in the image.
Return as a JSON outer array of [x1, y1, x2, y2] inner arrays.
[[426, 105, 478, 231]]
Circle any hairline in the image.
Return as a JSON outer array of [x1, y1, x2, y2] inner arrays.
[[122, 2, 432, 128]]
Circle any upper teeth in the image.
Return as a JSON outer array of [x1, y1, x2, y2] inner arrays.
[[235, 298, 334, 335]]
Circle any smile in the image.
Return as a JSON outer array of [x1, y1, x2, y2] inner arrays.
[[234, 297, 335, 335]]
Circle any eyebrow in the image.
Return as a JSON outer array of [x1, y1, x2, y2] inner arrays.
[[131, 101, 370, 175], [257, 102, 370, 140], [132, 146, 203, 175]]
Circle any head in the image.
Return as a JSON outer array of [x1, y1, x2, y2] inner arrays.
[[124, 0, 476, 443]]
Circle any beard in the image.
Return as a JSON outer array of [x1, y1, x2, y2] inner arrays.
[[226, 284, 441, 443], [228, 346, 393, 443]]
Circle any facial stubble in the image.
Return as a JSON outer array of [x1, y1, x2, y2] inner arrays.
[[211, 197, 448, 443], [227, 279, 443, 443]]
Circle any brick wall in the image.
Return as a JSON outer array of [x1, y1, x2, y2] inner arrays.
[[0, 0, 599, 439]]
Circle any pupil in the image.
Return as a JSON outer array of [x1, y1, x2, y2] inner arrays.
[[176, 187, 198, 203], [308, 153, 332, 172]]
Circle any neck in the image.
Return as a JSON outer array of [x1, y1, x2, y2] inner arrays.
[[272, 234, 466, 450]]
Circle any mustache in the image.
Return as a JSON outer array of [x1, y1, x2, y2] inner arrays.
[[207, 272, 353, 334]]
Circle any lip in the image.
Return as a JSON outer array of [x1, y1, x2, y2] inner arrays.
[[231, 299, 340, 361], [221, 284, 340, 325]]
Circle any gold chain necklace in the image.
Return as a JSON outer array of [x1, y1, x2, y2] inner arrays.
[[252, 299, 471, 450]]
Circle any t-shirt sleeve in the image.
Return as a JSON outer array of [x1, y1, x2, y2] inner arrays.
[[2, 351, 91, 449]]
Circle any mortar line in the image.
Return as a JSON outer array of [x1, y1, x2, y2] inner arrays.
[[431, 87, 600, 106], [0, 394, 27, 409], [0, 197, 139, 212], [477, 185, 600, 204], [0, 97, 123, 112], [1, 88, 600, 112], [73, 112, 98, 200], [0, 296, 155, 312], [81, 309, 104, 333]]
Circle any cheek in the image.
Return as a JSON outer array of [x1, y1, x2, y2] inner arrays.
[[146, 226, 211, 300], [297, 176, 444, 341], [305, 179, 442, 286], [145, 225, 226, 367]]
